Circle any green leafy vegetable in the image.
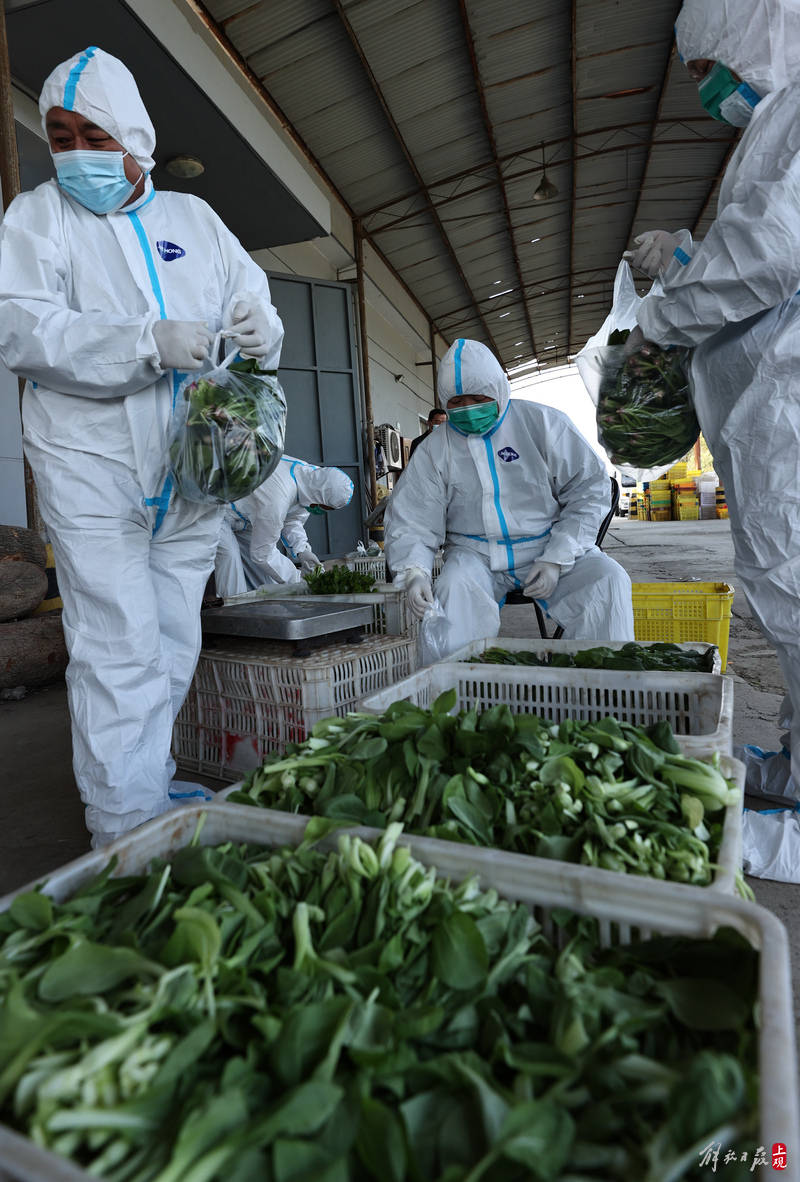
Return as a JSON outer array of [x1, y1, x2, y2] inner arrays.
[[596, 339, 699, 469], [0, 826, 759, 1179], [230, 699, 739, 887], [169, 359, 286, 503], [477, 641, 717, 673], [303, 567, 377, 594]]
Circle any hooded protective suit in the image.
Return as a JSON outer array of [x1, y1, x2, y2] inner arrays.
[[0, 48, 284, 843], [384, 339, 633, 662], [222, 456, 354, 589], [635, 0, 800, 793]]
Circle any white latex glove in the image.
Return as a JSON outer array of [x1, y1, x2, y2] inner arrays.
[[523, 560, 560, 601], [225, 295, 273, 358], [299, 549, 321, 574], [406, 571, 434, 619], [152, 320, 212, 371], [623, 231, 683, 278]]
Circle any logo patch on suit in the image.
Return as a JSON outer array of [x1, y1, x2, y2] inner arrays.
[[157, 240, 186, 261], [498, 446, 520, 462]]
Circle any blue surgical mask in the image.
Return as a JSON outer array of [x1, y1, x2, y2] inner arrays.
[[698, 63, 761, 127], [54, 149, 137, 214], [306, 504, 326, 516], [448, 402, 500, 435]]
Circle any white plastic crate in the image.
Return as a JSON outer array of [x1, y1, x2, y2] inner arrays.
[[447, 636, 723, 674], [345, 551, 445, 582], [0, 803, 795, 1182], [360, 661, 733, 760], [357, 662, 740, 892], [173, 634, 415, 781]]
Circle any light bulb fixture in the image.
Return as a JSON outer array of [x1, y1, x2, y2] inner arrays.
[[532, 145, 558, 201], [165, 154, 205, 179]]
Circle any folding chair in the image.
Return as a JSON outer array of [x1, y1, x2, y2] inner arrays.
[[503, 476, 620, 639]]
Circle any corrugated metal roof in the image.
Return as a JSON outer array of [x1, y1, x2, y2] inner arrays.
[[201, 0, 742, 370]]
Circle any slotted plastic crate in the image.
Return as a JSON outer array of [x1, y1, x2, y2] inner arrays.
[[447, 636, 723, 674], [359, 662, 732, 760], [357, 663, 739, 891], [632, 581, 734, 670], [173, 634, 415, 781], [345, 551, 444, 582], [0, 804, 795, 1182]]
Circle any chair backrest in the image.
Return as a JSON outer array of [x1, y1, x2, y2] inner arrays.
[[596, 476, 620, 548]]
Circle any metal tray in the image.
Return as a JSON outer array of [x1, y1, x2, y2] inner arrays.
[[200, 600, 374, 641]]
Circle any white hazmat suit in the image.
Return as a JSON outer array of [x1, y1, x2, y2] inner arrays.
[[633, 0, 800, 794], [215, 456, 354, 591], [385, 339, 634, 663], [0, 48, 284, 844]]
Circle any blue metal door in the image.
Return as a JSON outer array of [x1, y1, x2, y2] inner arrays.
[[268, 275, 365, 559]]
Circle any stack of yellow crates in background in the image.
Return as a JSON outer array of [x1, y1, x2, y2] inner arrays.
[[672, 464, 701, 520], [717, 482, 728, 519], [648, 478, 672, 521]]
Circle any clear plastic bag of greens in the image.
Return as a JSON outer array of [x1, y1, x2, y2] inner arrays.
[[576, 261, 699, 478], [169, 338, 286, 504], [590, 335, 699, 471]]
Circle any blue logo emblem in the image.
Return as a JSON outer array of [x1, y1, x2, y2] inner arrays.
[[498, 446, 519, 462], [157, 240, 186, 261]]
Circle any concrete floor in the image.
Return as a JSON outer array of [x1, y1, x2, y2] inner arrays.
[[1, 517, 798, 1030]]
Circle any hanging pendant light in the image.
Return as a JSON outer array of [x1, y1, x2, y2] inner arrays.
[[533, 145, 558, 201]]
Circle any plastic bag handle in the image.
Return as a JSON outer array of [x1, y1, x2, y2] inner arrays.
[[211, 331, 240, 371]]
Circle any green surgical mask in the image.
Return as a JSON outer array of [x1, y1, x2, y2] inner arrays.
[[448, 402, 500, 435], [306, 504, 326, 516], [698, 62, 761, 127]]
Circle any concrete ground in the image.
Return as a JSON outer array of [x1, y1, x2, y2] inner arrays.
[[1, 517, 798, 1029]]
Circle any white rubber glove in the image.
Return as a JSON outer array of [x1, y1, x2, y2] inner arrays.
[[523, 560, 560, 601], [406, 571, 434, 619], [623, 231, 683, 278], [225, 295, 273, 358], [298, 549, 321, 574], [152, 320, 212, 371]]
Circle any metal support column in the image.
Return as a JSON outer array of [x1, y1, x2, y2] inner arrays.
[[355, 224, 378, 509]]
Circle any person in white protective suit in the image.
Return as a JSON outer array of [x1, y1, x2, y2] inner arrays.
[[0, 48, 284, 846], [624, 0, 800, 804], [214, 456, 355, 594], [384, 339, 634, 663]]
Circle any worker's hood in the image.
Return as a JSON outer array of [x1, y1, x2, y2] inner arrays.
[[39, 46, 156, 173], [676, 0, 800, 97], [290, 460, 354, 510], [438, 339, 510, 418]]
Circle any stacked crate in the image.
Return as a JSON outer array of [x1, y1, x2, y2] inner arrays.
[[648, 478, 672, 521], [717, 481, 729, 519]]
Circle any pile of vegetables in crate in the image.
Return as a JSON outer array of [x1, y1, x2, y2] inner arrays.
[[0, 823, 759, 1180], [304, 567, 377, 594], [169, 357, 286, 503], [230, 692, 739, 886], [478, 642, 716, 673], [595, 329, 699, 470]]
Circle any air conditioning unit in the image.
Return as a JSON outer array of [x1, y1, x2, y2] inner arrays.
[[376, 425, 402, 470]]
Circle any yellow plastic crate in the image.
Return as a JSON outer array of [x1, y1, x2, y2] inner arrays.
[[631, 582, 734, 670]]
